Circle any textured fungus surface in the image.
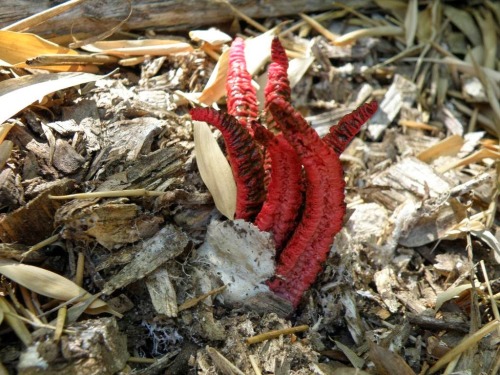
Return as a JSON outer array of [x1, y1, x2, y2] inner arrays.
[[266, 98, 346, 307], [190, 108, 265, 221], [323, 101, 379, 154], [192, 37, 378, 308], [225, 37, 259, 134]]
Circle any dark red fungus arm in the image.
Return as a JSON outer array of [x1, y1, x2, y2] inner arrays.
[[263, 37, 292, 132], [265, 37, 291, 105], [190, 108, 265, 221], [267, 98, 346, 307], [253, 124, 303, 250], [226, 37, 259, 135], [323, 101, 378, 155]]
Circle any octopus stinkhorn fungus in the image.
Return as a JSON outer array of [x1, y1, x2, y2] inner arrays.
[[190, 37, 378, 308]]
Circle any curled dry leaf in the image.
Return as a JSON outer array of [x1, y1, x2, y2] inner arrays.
[[193, 120, 237, 219], [0, 72, 105, 126], [0, 258, 108, 311], [0, 30, 87, 72]]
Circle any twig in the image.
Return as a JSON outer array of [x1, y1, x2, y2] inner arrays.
[[246, 325, 309, 345]]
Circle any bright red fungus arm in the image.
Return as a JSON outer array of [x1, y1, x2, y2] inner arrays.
[[263, 37, 292, 132], [267, 97, 346, 307], [253, 124, 303, 251], [190, 108, 265, 221], [323, 101, 378, 155], [225, 37, 259, 135]]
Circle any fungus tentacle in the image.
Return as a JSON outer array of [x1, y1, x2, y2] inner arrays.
[[253, 125, 303, 250], [226, 37, 259, 134], [267, 98, 346, 307], [323, 101, 378, 154], [190, 108, 265, 221]]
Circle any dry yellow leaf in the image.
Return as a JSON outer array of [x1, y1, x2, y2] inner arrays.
[[0, 258, 108, 310], [193, 121, 236, 219], [0, 30, 92, 72], [0, 71, 104, 126], [417, 134, 464, 162], [82, 39, 193, 57], [198, 48, 229, 105]]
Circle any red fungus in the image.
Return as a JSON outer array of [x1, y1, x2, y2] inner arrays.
[[226, 37, 259, 135], [267, 97, 346, 307], [323, 101, 378, 154], [190, 108, 265, 221], [263, 37, 292, 131], [253, 124, 303, 250], [192, 36, 378, 309]]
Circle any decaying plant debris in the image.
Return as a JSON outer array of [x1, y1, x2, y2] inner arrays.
[[0, 1, 499, 374]]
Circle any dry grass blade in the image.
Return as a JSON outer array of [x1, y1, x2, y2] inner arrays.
[[53, 306, 67, 343], [334, 340, 365, 368], [428, 319, 500, 374], [193, 121, 236, 219], [299, 13, 339, 43], [0, 30, 93, 72], [177, 285, 226, 312], [333, 26, 403, 46], [404, 0, 418, 47], [82, 39, 193, 57], [473, 9, 497, 70], [245, 325, 308, 345], [437, 148, 500, 173], [0, 258, 108, 311], [417, 134, 464, 163], [0, 297, 32, 346], [443, 6, 482, 46], [0, 71, 104, 125], [435, 284, 473, 312]]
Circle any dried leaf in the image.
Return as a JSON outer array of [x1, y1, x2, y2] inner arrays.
[[189, 28, 232, 46], [288, 57, 314, 89], [470, 229, 500, 264], [435, 284, 473, 312], [0, 71, 104, 125], [333, 26, 403, 46], [193, 121, 236, 219], [82, 39, 193, 57], [443, 6, 482, 46], [198, 31, 275, 105], [241, 31, 275, 76], [0, 258, 108, 310], [198, 48, 229, 105], [404, 0, 418, 47], [369, 342, 416, 375], [417, 134, 464, 162], [334, 340, 365, 368], [0, 123, 14, 143], [0, 30, 90, 72]]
